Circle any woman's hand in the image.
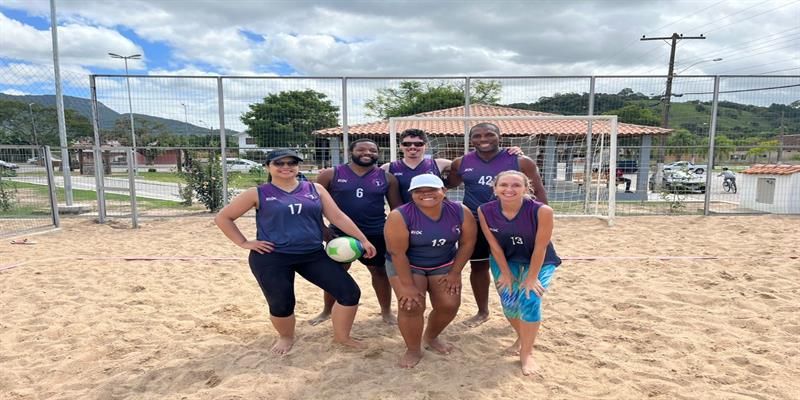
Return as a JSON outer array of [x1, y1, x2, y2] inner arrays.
[[361, 240, 377, 258], [239, 240, 275, 254], [397, 284, 424, 311], [495, 272, 514, 293], [507, 146, 525, 156], [438, 269, 462, 296], [521, 277, 545, 299]]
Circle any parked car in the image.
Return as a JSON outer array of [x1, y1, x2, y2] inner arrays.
[[224, 158, 262, 172], [663, 161, 707, 175], [650, 169, 706, 193], [0, 160, 19, 170]]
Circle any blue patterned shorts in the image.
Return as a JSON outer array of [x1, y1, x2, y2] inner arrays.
[[489, 257, 557, 323]]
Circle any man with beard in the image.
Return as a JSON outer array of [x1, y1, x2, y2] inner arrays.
[[447, 123, 548, 327], [310, 139, 403, 325]]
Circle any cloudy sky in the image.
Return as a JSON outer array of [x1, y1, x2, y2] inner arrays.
[[0, 0, 798, 130], [2, 0, 799, 77]]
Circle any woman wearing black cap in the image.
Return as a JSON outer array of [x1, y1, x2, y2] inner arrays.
[[215, 149, 377, 355]]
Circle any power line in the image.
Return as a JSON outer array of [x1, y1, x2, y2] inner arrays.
[[756, 67, 800, 75], [716, 59, 800, 74], [678, 28, 800, 66], [685, 0, 772, 33], [704, 0, 800, 34]]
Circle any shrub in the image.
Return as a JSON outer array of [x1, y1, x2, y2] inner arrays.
[[0, 177, 17, 212], [181, 154, 227, 212]]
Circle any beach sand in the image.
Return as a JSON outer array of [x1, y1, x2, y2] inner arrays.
[[1, 215, 799, 399]]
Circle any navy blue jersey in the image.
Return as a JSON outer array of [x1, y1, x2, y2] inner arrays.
[[459, 150, 519, 214], [256, 181, 323, 254], [479, 198, 561, 266], [389, 158, 442, 203], [329, 165, 388, 236], [389, 199, 465, 268]]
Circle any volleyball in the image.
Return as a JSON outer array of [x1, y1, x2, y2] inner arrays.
[[325, 236, 364, 263]]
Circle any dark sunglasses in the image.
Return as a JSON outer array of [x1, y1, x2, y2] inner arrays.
[[271, 160, 299, 167], [401, 142, 425, 147]]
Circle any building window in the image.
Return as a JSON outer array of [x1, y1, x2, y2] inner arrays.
[[245, 137, 256, 145]]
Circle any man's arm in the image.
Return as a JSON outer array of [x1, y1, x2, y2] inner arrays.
[[445, 157, 464, 188], [519, 156, 548, 204]]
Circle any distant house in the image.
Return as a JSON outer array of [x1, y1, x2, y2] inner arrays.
[[739, 164, 800, 214], [312, 104, 672, 198], [235, 132, 259, 153], [728, 134, 800, 164]]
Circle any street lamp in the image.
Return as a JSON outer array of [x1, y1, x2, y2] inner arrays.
[[676, 58, 723, 75], [28, 103, 38, 160], [180, 103, 189, 136], [109, 52, 141, 173]]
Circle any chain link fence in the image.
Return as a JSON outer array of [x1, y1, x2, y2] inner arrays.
[[2, 61, 799, 233]]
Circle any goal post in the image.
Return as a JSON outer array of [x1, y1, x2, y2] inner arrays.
[[388, 115, 618, 225]]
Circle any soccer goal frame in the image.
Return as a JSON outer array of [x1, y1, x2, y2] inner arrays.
[[388, 115, 618, 226]]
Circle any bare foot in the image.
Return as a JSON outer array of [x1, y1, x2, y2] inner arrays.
[[381, 311, 398, 325], [333, 337, 367, 349], [397, 350, 423, 368], [424, 337, 455, 355], [308, 311, 331, 326], [503, 339, 521, 356], [464, 312, 490, 328], [521, 355, 543, 377], [271, 336, 294, 356]]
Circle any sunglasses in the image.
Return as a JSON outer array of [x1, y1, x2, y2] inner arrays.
[[272, 160, 299, 167], [401, 142, 425, 147]]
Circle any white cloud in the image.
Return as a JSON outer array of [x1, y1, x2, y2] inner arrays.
[[1, 88, 26, 95]]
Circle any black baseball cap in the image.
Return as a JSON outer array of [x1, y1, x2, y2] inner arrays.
[[266, 149, 303, 164]]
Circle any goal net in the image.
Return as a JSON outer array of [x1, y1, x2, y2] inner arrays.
[[387, 115, 618, 224]]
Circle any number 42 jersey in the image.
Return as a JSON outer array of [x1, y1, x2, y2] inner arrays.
[[459, 150, 519, 214]]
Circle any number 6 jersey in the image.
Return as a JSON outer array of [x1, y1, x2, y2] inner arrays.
[[329, 165, 389, 236], [256, 181, 323, 254]]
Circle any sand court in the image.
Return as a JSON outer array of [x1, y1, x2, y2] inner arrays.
[[1, 215, 799, 399]]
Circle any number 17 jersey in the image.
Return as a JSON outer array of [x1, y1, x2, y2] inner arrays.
[[256, 181, 323, 254]]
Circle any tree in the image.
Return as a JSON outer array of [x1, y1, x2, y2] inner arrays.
[[0, 99, 92, 146], [747, 139, 780, 163], [602, 103, 661, 126], [241, 90, 338, 147], [699, 135, 735, 165], [666, 129, 699, 159], [505, 88, 649, 115], [364, 80, 502, 118]]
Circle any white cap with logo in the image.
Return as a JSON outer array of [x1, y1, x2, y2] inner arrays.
[[407, 174, 445, 191]]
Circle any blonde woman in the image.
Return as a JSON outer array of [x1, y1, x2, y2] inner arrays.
[[477, 170, 561, 376]]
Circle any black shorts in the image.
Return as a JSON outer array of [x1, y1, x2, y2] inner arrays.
[[248, 249, 361, 317], [470, 227, 490, 262], [331, 231, 387, 267]]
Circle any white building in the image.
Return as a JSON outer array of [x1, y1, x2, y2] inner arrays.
[[739, 164, 800, 214], [234, 132, 258, 154]]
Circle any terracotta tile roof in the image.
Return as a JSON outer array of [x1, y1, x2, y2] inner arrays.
[[314, 104, 672, 137], [741, 164, 800, 175]]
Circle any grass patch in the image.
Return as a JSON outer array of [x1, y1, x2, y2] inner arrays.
[[8, 181, 190, 213]]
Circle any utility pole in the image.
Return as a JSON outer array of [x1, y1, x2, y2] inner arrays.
[[641, 33, 706, 188], [777, 110, 784, 163]]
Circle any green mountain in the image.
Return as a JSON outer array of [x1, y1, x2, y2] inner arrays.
[[0, 93, 238, 135]]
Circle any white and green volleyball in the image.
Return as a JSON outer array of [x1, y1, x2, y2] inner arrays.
[[325, 236, 364, 263]]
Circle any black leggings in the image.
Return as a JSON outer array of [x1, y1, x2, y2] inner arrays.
[[248, 249, 361, 317]]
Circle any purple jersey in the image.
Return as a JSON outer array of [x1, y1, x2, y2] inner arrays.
[[329, 165, 388, 236], [479, 198, 561, 266], [256, 181, 323, 254], [389, 158, 442, 203], [458, 150, 519, 214], [389, 199, 465, 268]]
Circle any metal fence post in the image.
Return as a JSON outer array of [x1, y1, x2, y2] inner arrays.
[[90, 75, 107, 222], [342, 77, 349, 165], [43, 146, 60, 228], [217, 77, 228, 205], [464, 76, 471, 154], [127, 148, 139, 228], [583, 76, 596, 214], [703, 75, 721, 216]]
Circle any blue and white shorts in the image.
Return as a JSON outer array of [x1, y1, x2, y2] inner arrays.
[[489, 257, 557, 323]]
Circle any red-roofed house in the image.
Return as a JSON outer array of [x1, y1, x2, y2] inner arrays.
[[739, 164, 800, 214], [313, 104, 672, 198]]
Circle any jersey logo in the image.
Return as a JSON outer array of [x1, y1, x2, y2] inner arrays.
[[264, 196, 277, 201], [464, 168, 474, 172], [373, 179, 383, 187], [410, 230, 423, 235], [305, 193, 318, 200], [451, 226, 461, 234], [393, 172, 403, 176], [489, 227, 499, 232], [337, 179, 348, 183]]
